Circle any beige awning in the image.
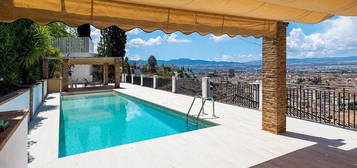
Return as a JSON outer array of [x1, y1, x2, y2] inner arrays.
[[1, 0, 356, 38]]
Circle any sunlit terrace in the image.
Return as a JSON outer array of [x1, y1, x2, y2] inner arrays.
[[25, 83, 357, 168]]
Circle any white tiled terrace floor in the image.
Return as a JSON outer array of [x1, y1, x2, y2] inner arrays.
[[28, 83, 357, 168]]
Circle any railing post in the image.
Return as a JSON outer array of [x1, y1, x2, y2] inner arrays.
[[153, 75, 158, 89], [131, 74, 134, 84], [172, 76, 176, 93], [122, 73, 125, 83], [259, 80, 263, 111], [202, 77, 209, 98], [140, 74, 144, 86]]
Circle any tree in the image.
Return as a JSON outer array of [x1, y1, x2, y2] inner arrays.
[[12, 20, 57, 84], [0, 20, 71, 95], [97, 26, 126, 58], [48, 23, 77, 38], [148, 55, 157, 73], [123, 57, 131, 74], [94, 26, 127, 82]]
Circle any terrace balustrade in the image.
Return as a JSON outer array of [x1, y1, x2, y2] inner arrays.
[[122, 74, 357, 130]]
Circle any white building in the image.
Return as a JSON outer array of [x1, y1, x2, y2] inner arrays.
[[53, 37, 96, 84]]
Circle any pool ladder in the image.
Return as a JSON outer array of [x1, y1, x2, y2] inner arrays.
[[186, 94, 217, 126]]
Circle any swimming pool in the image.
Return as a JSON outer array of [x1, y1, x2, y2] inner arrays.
[[59, 92, 216, 157]]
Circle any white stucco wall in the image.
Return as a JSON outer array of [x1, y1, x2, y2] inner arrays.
[[69, 52, 96, 83], [0, 90, 29, 112], [71, 65, 93, 83], [0, 113, 28, 168], [32, 84, 42, 116]]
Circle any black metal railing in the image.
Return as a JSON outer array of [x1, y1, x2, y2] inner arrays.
[[157, 77, 172, 92], [287, 87, 357, 129], [126, 75, 132, 83], [133, 76, 141, 85], [143, 77, 153, 88], [176, 78, 202, 96], [122, 74, 357, 130], [211, 81, 260, 109]]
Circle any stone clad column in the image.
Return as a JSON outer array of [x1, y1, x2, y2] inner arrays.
[[61, 59, 69, 92], [42, 58, 49, 79], [114, 58, 121, 88], [103, 63, 109, 85], [262, 22, 287, 134]]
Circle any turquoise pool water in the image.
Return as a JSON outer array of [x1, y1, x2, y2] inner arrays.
[[59, 92, 216, 157]]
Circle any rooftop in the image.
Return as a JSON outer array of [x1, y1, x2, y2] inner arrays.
[[28, 83, 357, 168]]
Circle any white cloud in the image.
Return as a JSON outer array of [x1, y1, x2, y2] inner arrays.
[[90, 26, 101, 53], [166, 33, 191, 43], [129, 54, 142, 60], [287, 16, 357, 58], [209, 54, 261, 62], [209, 34, 233, 43], [210, 55, 234, 62], [127, 36, 163, 47], [126, 28, 141, 35]]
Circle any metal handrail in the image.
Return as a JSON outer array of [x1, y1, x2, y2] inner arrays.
[[195, 99, 207, 125], [186, 94, 218, 127], [186, 95, 202, 125], [206, 97, 217, 118]]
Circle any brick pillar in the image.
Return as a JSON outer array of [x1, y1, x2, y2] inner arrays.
[[61, 59, 69, 92], [262, 22, 287, 134], [103, 63, 109, 85], [114, 58, 122, 88], [43, 58, 49, 79]]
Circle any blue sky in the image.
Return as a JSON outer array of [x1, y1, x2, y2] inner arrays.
[[91, 16, 357, 62]]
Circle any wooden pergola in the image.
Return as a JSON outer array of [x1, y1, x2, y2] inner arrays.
[[42, 57, 122, 92], [2, 0, 357, 134]]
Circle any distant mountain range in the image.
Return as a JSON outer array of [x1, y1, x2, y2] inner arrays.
[[129, 56, 357, 70], [129, 58, 244, 70]]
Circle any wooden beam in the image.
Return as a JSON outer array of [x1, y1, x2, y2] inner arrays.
[[68, 58, 116, 65]]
